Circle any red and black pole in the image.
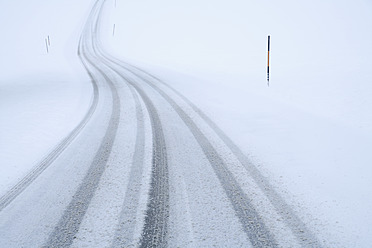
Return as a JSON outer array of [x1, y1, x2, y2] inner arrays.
[[267, 35, 270, 84]]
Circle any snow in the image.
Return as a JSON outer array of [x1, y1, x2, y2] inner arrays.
[[1, 0, 372, 246], [134, 68, 372, 246], [104, 0, 372, 246], [0, 0, 93, 195]]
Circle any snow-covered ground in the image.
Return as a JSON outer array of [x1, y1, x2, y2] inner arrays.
[[1, 0, 372, 246], [136, 67, 372, 247], [0, 0, 93, 195], [104, 0, 372, 246]]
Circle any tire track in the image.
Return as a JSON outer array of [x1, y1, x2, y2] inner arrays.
[[184, 100, 324, 247], [44, 2, 121, 246], [6, 0, 322, 246], [100, 60, 169, 248], [82, 1, 170, 246], [111, 59, 323, 247], [76, 0, 322, 245], [0, 40, 99, 214], [0, 0, 105, 216], [129, 69, 277, 247], [111, 87, 146, 248], [130, 64, 323, 247], [44, 63, 120, 247], [99, 56, 277, 247], [136, 89, 169, 248]]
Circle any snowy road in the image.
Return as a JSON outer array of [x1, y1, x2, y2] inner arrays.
[[0, 0, 324, 247]]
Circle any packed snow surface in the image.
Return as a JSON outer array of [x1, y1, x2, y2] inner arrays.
[[1, 0, 371, 247]]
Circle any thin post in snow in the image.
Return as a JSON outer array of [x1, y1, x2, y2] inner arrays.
[[115, 0, 117, 8], [113, 24, 116, 36], [267, 35, 270, 86], [45, 38, 49, 53], [48, 35, 50, 46]]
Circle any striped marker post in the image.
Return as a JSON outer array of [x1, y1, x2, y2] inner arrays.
[[267, 35, 270, 84]]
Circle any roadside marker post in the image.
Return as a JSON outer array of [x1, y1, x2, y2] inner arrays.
[[267, 35, 270, 85], [45, 38, 49, 53], [45, 35, 51, 54]]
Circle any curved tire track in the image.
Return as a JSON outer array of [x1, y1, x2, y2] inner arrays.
[[44, 1, 121, 246], [0, 28, 99, 215], [3, 0, 323, 246], [76, 0, 323, 243], [128, 66, 324, 247], [44, 54, 120, 248], [98, 56, 169, 248], [47, 0, 170, 246], [97, 55, 277, 246], [111, 87, 146, 248], [102, 55, 323, 247], [90, 2, 170, 246]]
